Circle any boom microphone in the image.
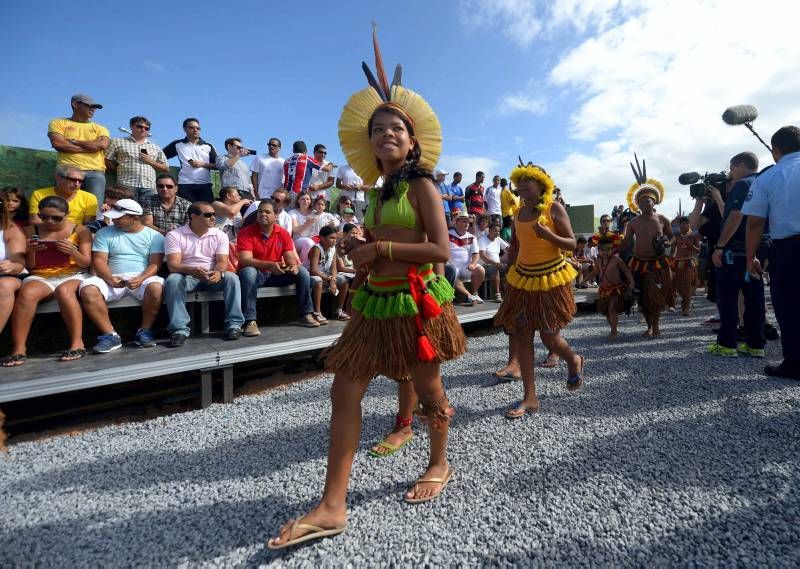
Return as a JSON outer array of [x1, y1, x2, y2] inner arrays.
[[678, 172, 701, 185], [722, 105, 758, 126]]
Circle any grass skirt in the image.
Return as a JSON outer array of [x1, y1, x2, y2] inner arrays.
[[673, 258, 697, 308], [494, 283, 576, 334], [324, 270, 466, 382], [597, 284, 628, 315]]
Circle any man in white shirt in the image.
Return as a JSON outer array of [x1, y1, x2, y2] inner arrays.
[[446, 212, 485, 306], [242, 188, 293, 236], [485, 175, 503, 222], [307, 144, 334, 203], [250, 138, 285, 199], [336, 163, 369, 216], [478, 221, 509, 302]]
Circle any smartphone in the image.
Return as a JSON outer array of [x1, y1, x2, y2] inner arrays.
[[140, 148, 148, 155]]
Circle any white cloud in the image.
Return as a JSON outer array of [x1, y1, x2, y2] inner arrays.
[[540, 0, 800, 217], [459, 0, 542, 48], [144, 60, 166, 73], [438, 154, 502, 178], [497, 93, 547, 116]]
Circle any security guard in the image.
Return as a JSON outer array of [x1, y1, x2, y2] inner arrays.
[[743, 126, 800, 379]]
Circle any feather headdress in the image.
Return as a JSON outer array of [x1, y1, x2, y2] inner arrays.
[[626, 153, 665, 213]]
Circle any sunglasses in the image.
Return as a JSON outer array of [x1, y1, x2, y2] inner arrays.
[[156, 184, 176, 189], [134, 124, 150, 131], [267, 143, 280, 148], [194, 212, 215, 218], [40, 214, 65, 222], [316, 151, 327, 155], [58, 174, 83, 183]]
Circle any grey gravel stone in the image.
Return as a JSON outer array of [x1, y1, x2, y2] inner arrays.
[[1, 302, 799, 567]]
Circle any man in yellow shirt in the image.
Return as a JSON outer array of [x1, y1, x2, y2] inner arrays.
[[500, 177, 520, 241], [29, 165, 98, 225], [47, 94, 110, 206]]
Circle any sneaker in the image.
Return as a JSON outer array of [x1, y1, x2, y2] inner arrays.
[[470, 294, 485, 304], [93, 333, 122, 354], [299, 313, 321, 328], [703, 317, 721, 326], [335, 309, 351, 321], [169, 333, 187, 348], [313, 312, 329, 325], [242, 320, 261, 337], [226, 328, 242, 341], [493, 292, 503, 303], [737, 343, 765, 358], [135, 328, 156, 348], [707, 343, 737, 357]]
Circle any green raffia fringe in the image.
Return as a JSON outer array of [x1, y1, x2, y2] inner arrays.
[[352, 275, 455, 320]]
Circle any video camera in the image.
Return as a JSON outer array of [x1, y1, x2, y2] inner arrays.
[[678, 171, 728, 199]]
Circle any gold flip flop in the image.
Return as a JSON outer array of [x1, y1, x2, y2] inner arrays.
[[267, 520, 347, 550], [404, 468, 454, 504]]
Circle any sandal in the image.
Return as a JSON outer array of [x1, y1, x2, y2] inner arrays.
[[505, 401, 539, 419], [492, 371, 521, 381], [59, 348, 87, 362], [1, 354, 26, 367], [539, 353, 559, 368], [267, 519, 347, 550], [404, 467, 454, 504], [566, 355, 585, 391], [369, 433, 414, 458]]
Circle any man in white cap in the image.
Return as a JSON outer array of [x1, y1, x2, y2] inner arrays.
[[79, 199, 166, 353], [48, 94, 110, 207], [433, 168, 453, 224]]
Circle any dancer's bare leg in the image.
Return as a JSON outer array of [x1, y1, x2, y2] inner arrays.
[[608, 296, 620, 337], [268, 372, 369, 547], [495, 334, 521, 378], [506, 331, 538, 417], [541, 331, 582, 377], [405, 362, 452, 501], [370, 381, 416, 455]]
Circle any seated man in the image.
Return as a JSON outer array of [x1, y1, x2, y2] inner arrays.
[[446, 211, 485, 305], [79, 199, 165, 352], [308, 225, 350, 322], [571, 236, 596, 288], [29, 164, 97, 225], [478, 220, 509, 302], [164, 202, 244, 346], [237, 199, 320, 334], [142, 173, 191, 235]]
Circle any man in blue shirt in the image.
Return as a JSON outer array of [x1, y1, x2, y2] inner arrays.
[[79, 199, 166, 353], [449, 171, 465, 215], [707, 152, 766, 358], [743, 126, 800, 379], [433, 169, 451, 224]]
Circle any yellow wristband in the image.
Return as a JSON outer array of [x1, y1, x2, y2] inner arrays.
[[387, 241, 393, 261]]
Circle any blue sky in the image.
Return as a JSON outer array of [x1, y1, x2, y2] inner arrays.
[[4, 0, 798, 218]]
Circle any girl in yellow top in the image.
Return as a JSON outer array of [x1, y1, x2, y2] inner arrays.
[[494, 161, 585, 418], [2, 196, 92, 367]]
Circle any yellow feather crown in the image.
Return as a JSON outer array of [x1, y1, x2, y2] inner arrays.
[[337, 25, 442, 186], [626, 180, 665, 213], [510, 161, 555, 225]]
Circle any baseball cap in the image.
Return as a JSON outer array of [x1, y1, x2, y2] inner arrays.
[[105, 199, 143, 218], [343, 207, 355, 214], [71, 94, 103, 109], [433, 168, 449, 177]]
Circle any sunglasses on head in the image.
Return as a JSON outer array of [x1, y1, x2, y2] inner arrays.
[[40, 214, 65, 222]]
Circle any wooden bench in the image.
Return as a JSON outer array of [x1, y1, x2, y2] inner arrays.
[[36, 285, 297, 335]]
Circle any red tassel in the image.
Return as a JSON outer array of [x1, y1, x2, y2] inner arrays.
[[416, 334, 437, 362], [420, 292, 442, 320]]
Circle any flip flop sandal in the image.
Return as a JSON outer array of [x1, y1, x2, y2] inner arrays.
[[492, 371, 521, 381], [267, 520, 348, 550], [368, 434, 414, 458], [1, 354, 26, 367], [539, 355, 559, 368], [404, 468, 454, 504], [59, 348, 87, 362], [566, 355, 585, 391], [505, 401, 539, 420]]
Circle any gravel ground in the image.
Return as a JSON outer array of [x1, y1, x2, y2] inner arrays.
[[2, 300, 799, 567]]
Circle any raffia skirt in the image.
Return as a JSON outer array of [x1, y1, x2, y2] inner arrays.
[[628, 256, 674, 318], [597, 284, 629, 315], [673, 258, 698, 298], [494, 256, 578, 334], [323, 265, 467, 382]]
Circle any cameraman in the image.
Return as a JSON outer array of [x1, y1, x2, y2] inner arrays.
[[707, 152, 765, 357], [689, 170, 726, 323], [743, 126, 800, 380]]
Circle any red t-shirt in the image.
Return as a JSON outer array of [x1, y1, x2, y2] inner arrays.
[[237, 223, 294, 265]]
